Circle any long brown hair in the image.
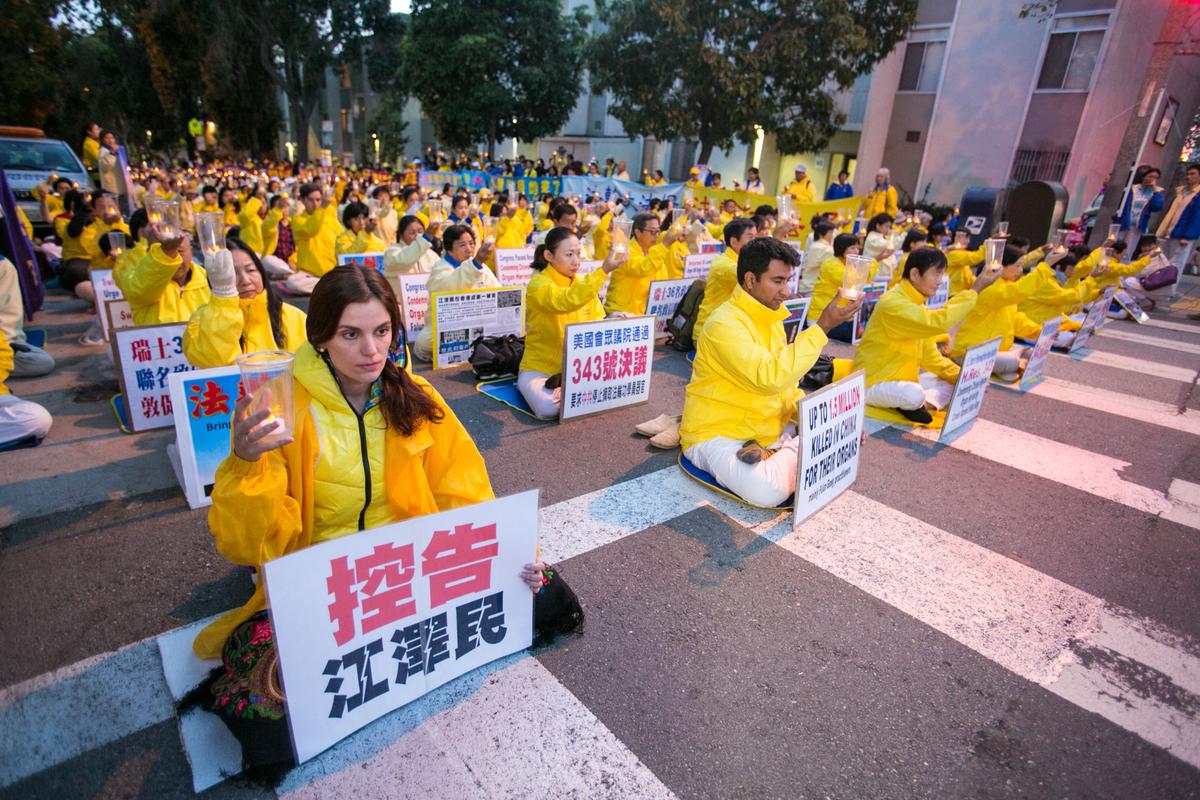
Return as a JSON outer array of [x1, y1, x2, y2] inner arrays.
[[306, 266, 443, 435]]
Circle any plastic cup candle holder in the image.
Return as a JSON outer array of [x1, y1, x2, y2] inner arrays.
[[105, 230, 127, 258], [195, 212, 226, 255], [996, 221, 1009, 236], [145, 197, 181, 239], [236, 350, 296, 447], [985, 238, 1005, 268], [842, 254, 872, 301]]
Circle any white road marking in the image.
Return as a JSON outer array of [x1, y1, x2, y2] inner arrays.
[[1052, 349, 1197, 383], [1141, 318, 1200, 335], [1098, 327, 1200, 355], [1024, 378, 1200, 436]]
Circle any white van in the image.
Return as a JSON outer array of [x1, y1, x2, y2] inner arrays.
[[0, 126, 94, 229]]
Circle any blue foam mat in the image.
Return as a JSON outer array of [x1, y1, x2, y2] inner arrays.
[[25, 328, 46, 348], [475, 377, 547, 420], [677, 452, 794, 511]]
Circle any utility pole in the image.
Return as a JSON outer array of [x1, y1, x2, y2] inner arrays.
[[1089, 0, 1198, 248]]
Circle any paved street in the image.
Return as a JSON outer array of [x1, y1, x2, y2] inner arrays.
[[2, 282, 1199, 799]]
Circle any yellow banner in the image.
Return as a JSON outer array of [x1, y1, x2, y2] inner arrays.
[[691, 189, 861, 231], [691, 185, 767, 210]]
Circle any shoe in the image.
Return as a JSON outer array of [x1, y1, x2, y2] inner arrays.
[[545, 373, 562, 390], [994, 371, 1020, 383], [635, 413, 680, 437], [735, 439, 767, 464], [648, 423, 680, 449], [898, 407, 933, 424], [78, 322, 105, 346]]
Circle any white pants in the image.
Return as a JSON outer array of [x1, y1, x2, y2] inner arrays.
[[1122, 275, 1174, 306], [1164, 238, 1197, 273], [516, 369, 560, 420], [0, 393, 52, 448], [261, 254, 294, 277], [992, 349, 1023, 379], [412, 324, 434, 362], [866, 373, 955, 411], [284, 271, 320, 295], [684, 433, 800, 508]]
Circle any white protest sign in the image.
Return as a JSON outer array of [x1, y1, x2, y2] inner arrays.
[[782, 297, 812, 343], [795, 370, 866, 527], [337, 252, 386, 274], [644, 278, 693, 338], [926, 275, 951, 310], [430, 286, 525, 369], [90, 267, 127, 341], [110, 323, 195, 432], [1018, 315, 1061, 392], [683, 253, 716, 280], [1113, 290, 1149, 324], [940, 336, 1001, 441], [576, 259, 609, 304], [1068, 287, 1117, 355], [264, 491, 538, 764], [397, 273, 431, 341], [168, 365, 239, 508], [495, 246, 537, 286], [559, 315, 655, 421], [105, 301, 134, 335]]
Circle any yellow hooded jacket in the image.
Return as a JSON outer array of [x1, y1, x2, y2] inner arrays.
[[335, 228, 387, 256], [852, 280, 977, 388], [680, 285, 828, 450], [1017, 262, 1097, 325], [604, 238, 670, 315], [520, 266, 607, 376], [693, 247, 739, 338], [951, 273, 1043, 358], [193, 343, 494, 658], [116, 243, 211, 326], [947, 244, 986, 295], [807, 256, 879, 322], [236, 197, 266, 254], [182, 291, 309, 368], [292, 205, 343, 277]]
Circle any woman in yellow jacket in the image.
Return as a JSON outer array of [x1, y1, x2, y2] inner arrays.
[[806, 233, 877, 325], [235, 192, 269, 255], [192, 266, 545, 769], [183, 238, 307, 368], [853, 248, 1000, 423], [517, 227, 624, 418], [115, 227, 210, 326], [860, 168, 898, 219], [335, 202, 387, 256], [604, 212, 676, 315], [1016, 250, 1101, 336], [951, 244, 1046, 381]]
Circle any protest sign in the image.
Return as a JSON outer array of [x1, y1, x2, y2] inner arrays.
[[1017, 315, 1062, 392], [644, 278, 693, 337], [559, 315, 654, 421], [110, 322, 194, 432], [1113, 290, 1149, 324], [264, 491, 538, 764], [699, 241, 725, 255], [91, 267, 131, 341], [337, 252, 385, 274], [496, 175, 563, 197], [786, 248, 807, 296], [851, 283, 890, 345], [558, 176, 684, 209], [1068, 287, 1117, 355], [495, 246, 537, 286], [940, 337, 1001, 441], [430, 286, 525, 369], [683, 253, 716, 280], [795, 370, 866, 527], [926, 275, 951, 309], [397, 273, 430, 341], [782, 297, 813, 343], [168, 365, 239, 508]]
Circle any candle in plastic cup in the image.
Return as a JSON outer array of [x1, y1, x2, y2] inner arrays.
[[196, 212, 225, 254], [105, 230, 127, 258], [146, 197, 181, 239], [236, 350, 295, 446], [842, 254, 872, 301], [1055, 228, 1070, 251], [1099, 247, 1112, 268], [483, 215, 498, 243], [984, 237, 1004, 267], [996, 221, 1009, 236], [612, 217, 633, 249], [955, 230, 970, 247], [1107, 223, 1121, 240]]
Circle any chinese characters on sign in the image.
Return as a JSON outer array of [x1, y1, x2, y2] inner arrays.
[[644, 278, 692, 337], [559, 315, 655, 421], [168, 365, 241, 508], [263, 491, 538, 763], [111, 323, 194, 432], [430, 287, 525, 369], [337, 253, 386, 274]]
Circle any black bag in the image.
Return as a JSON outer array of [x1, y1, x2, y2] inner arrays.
[[665, 279, 707, 352], [532, 564, 585, 647], [800, 354, 836, 392], [468, 334, 525, 380]]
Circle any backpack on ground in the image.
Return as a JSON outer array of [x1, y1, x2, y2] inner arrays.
[[665, 279, 707, 352], [468, 334, 525, 380]]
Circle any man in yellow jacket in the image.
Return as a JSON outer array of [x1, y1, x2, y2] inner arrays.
[[951, 244, 1046, 381], [115, 228, 211, 326], [604, 212, 678, 315], [860, 168, 899, 219], [853, 247, 1000, 423], [680, 237, 861, 508], [693, 218, 758, 340], [784, 165, 815, 205], [287, 182, 342, 295]]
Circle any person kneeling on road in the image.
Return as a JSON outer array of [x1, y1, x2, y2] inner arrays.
[[679, 237, 862, 508], [853, 247, 1001, 424]]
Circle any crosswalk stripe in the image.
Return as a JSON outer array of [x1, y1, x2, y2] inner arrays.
[[1025, 377, 1200, 436], [1141, 318, 1200, 335], [1052, 349, 1198, 383], [1098, 327, 1200, 355]]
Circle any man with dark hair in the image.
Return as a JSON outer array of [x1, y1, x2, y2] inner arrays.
[[604, 211, 679, 315], [679, 237, 860, 507], [693, 217, 759, 339], [287, 181, 342, 295]]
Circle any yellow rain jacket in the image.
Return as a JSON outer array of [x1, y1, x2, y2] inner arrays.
[[1017, 262, 1097, 325], [335, 228, 387, 256], [56, 216, 91, 263], [82, 137, 100, 169], [113, 239, 148, 283], [947, 244, 986, 295], [664, 238, 689, 280], [785, 178, 815, 204], [193, 343, 494, 658], [292, 205, 342, 277], [807, 256, 878, 322], [1087, 253, 1152, 292], [222, 203, 239, 229], [236, 197, 265, 254], [182, 292, 308, 368], [260, 209, 283, 257], [604, 237, 670, 315], [116, 243, 211, 326], [852, 280, 976, 388], [680, 285, 828, 450], [861, 185, 898, 219], [693, 247, 739, 337], [591, 212, 613, 262], [195, 202, 221, 215], [951, 274, 1043, 358], [83, 218, 131, 271], [0, 330, 13, 393], [520, 267, 607, 376]]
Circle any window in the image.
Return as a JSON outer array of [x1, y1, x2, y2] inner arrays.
[[1037, 14, 1108, 91], [897, 27, 949, 93], [1011, 148, 1070, 183]]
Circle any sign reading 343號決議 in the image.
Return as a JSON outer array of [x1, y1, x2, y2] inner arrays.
[[559, 314, 655, 421]]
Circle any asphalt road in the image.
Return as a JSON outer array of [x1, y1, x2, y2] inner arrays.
[[2, 279, 1199, 799]]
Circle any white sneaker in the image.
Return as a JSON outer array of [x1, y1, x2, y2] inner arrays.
[[79, 322, 105, 346]]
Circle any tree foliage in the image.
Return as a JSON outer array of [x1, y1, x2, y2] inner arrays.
[[588, 0, 918, 162], [400, 0, 590, 157]]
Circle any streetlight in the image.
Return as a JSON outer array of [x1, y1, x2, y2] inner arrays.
[[285, 141, 295, 161], [372, 132, 379, 164]]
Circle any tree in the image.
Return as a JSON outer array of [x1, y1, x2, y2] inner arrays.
[[367, 12, 410, 166], [400, 0, 590, 159], [588, 0, 918, 163], [0, 0, 70, 128]]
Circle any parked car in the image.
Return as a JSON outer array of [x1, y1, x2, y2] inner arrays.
[[0, 126, 94, 230]]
